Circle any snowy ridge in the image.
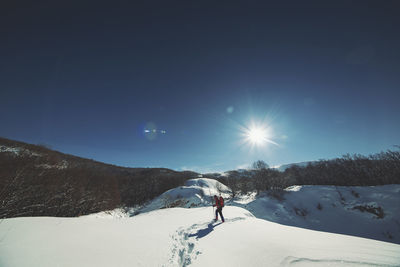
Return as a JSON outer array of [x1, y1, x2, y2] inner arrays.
[[82, 208, 131, 219], [139, 178, 231, 213]]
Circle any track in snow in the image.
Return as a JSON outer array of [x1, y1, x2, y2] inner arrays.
[[168, 217, 245, 266]]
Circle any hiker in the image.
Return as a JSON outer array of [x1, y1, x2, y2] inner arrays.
[[213, 195, 225, 222]]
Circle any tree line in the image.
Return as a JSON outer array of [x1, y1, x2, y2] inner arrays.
[[1, 136, 399, 218], [217, 149, 400, 196], [0, 137, 197, 218]]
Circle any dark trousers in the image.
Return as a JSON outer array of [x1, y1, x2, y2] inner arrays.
[[215, 207, 224, 222]]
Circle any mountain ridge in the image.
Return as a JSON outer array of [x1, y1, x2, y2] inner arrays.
[[0, 136, 198, 218]]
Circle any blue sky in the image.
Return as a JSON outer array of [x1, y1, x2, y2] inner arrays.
[[1, 1, 399, 172]]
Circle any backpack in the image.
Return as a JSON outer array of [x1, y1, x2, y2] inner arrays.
[[219, 196, 224, 207]]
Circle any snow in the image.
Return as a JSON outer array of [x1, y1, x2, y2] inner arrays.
[[0, 145, 22, 155], [141, 179, 400, 244], [82, 208, 131, 219], [285, 185, 303, 192], [139, 178, 231, 213], [1, 178, 400, 266], [0, 145, 41, 157], [1, 206, 399, 267], [35, 160, 69, 170], [232, 185, 400, 245]]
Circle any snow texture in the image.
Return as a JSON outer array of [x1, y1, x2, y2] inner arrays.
[[139, 178, 231, 213], [234, 184, 400, 244], [141, 179, 400, 245], [1, 178, 400, 267], [1, 207, 399, 267]]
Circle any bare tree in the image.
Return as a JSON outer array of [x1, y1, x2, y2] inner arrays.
[[252, 160, 269, 170]]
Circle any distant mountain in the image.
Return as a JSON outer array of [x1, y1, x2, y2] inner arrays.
[[0, 137, 198, 218]]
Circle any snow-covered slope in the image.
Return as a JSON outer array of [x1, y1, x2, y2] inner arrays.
[[1, 206, 399, 267], [2, 178, 400, 266], [139, 178, 400, 245], [139, 178, 231, 213], [139, 178, 400, 244], [233, 184, 400, 244]]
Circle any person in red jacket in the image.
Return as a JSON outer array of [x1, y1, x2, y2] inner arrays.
[[213, 195, 225, 222]]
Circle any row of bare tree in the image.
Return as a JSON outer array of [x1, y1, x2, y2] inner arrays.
[[218, 149, 400, 196]]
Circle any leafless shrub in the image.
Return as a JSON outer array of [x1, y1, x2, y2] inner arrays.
[[294, 207, 308, 217], [267, 189, 286, 201], [353, 205, 385, 219], [351, 190, 360, 198]]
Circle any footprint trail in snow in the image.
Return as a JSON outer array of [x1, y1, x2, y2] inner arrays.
[[168, 217, 245, 267]]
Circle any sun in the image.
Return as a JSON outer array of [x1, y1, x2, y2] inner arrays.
[[247, 127, 266, 145], [241, 121, 279, 148]]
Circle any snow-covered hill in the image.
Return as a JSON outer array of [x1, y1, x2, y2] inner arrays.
[[138, 178, 231, 213], [2, 178, 400, 266], [139, 178, 400, 245], [236, 184, 400, 244], [1, 206, 399, 267]]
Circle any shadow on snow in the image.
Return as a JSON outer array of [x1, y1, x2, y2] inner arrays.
[[188, 222, 223, 239]]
